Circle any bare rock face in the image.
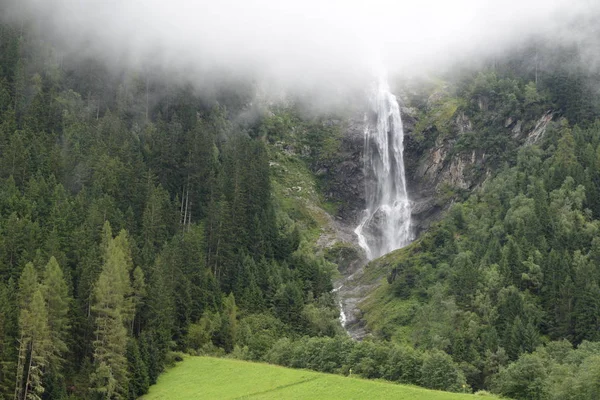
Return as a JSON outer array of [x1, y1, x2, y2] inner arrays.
[[322, 102, 484, 243], [320, 115, 367, 226], [403, 109, 486, 236], [456, 111, 473, 134], [525, 112, 553, 144]]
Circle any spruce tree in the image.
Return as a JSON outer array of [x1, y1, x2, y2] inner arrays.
[[0, 278, 18, 398], [130, 266, 146, 335], [219, 293, 237, 353], [125, 339, 149, 399]]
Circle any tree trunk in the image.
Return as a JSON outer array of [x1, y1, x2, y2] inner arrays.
[[23, 341, 34, 400], [14, 335, 26, 400]]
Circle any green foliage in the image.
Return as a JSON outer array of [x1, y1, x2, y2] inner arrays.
[[15, 263, 52, 400], [237, 313, 285, 360], [42, 257, 71, 370], [492, 341, 600, 399], [0, 20, 342, 399], [185, 311, 222, 352], [493, 353, 548, 400], [263, 336, 468, 393], [126, 339, 149, 400], [414, 93, 465, 142], [420, 350, 467, 392]]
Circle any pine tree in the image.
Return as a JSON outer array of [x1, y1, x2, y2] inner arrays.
[[16, 263, 51, 400], [141, 182, 174, 267], [500, 237, 523, 285], [41, 256, 71, 389], [140, 257, 175, 383], [21, 289, 50, 400], [555, 276, 575, 340], [15, 263, 37, 400], [450, 251, 480, 307], [113, 229, 135, 327], [573, 282, 600, 343], [90, 226, 133, 399]]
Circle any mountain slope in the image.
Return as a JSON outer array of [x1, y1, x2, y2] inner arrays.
[[349, 62, 600, 397]]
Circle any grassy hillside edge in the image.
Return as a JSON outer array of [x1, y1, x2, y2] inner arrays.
[[142, 356, 499, 399]]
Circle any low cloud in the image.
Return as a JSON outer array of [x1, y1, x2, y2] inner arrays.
[[3, 0, 599, 98]]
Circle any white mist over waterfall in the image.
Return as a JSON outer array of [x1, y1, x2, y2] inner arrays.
[[355, 74, 412, 260]]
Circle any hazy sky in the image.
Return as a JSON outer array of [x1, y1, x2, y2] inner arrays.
[[4, 0, 598, 94]]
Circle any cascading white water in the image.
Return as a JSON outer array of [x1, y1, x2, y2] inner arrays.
[[354, 74, 412, 260]]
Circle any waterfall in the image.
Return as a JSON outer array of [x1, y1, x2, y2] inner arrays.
[[354, 74, 412, 260]]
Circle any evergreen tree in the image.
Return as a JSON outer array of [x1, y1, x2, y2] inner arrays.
[[90, 226, 133, 399], [573, 283, 600, 343], [41, 256, 71, 394], [130, 266, 146, 335], [16, 263, 51, 400], [218, 293, 237, 353], [0, 278, 18, 398], [21, 289, 50, 400], [125, 339, 149, 400]]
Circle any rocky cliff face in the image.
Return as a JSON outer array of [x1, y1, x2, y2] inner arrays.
[[317, 90, 554, 339], [403, 107, 485, 236], [315, 100, 484, 252], [322, 104, 484, 241], [318, 116, 367, 227], [321, 86, 555, 241]]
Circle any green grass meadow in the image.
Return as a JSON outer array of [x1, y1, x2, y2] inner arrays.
[[142, 356, 498, 399]]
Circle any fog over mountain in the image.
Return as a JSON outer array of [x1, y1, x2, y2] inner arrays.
[[3, 0, 599, 99]]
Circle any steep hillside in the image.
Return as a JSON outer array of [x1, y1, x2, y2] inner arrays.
[[346, 48, 600, 398]]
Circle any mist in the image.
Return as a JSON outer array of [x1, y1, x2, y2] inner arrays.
[[3, 0, 600, 102]]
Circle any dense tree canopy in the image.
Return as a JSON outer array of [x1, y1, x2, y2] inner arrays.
[[0, 21, 342, 399]]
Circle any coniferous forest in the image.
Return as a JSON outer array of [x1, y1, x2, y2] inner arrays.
[[0, 21, 341, 399], [2, 4, 600, 400]]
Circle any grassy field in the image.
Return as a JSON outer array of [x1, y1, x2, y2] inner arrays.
[[142, 356, 498, 399]]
